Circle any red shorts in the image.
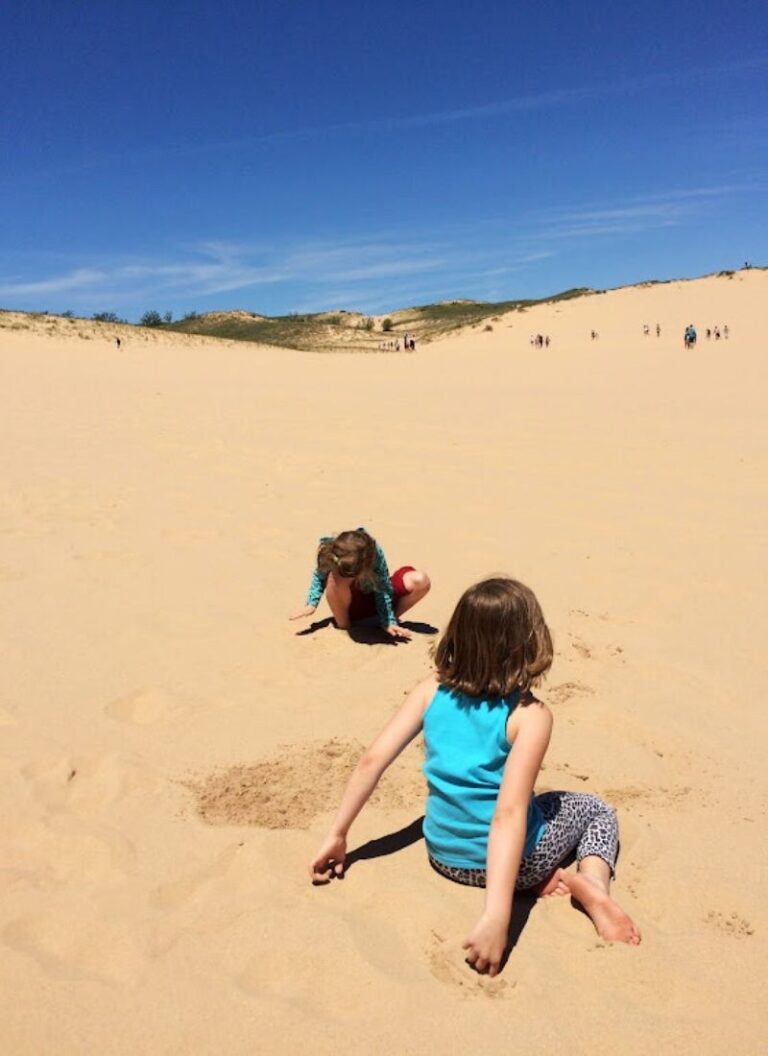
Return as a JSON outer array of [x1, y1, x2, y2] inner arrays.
[[348, 566, 416, 623]]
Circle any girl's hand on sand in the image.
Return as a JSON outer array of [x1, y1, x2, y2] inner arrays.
[[289, 604, 317, 621], [385, 624, 412, 640], [309, 835, 347, 883], [462, 912, 509, 977]]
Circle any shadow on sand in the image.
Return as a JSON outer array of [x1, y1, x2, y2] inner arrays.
[[345, 816, 426, 870], [333, 815, 541, 963], [295, 617, 438, 644]]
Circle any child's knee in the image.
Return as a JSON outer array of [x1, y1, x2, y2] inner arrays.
[[407, 570, 431, 594]]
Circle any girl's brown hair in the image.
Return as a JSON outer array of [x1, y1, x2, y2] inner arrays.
[[434, 577, 553, 698], [317, 530, 378, 591]]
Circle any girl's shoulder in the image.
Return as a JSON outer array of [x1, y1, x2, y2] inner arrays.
[[395, 674, 440, 723], [505, 692, 553, 743], [417, 673, 441, 706]]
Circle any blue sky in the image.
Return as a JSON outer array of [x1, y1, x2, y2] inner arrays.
[[1, 1, 766, 320]]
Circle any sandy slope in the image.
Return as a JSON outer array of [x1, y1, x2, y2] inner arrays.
[[0, 271, 765, 1055]]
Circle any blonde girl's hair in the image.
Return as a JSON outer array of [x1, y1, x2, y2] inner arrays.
[[317, 530, 378, 591], [433, 577, 553, 698]]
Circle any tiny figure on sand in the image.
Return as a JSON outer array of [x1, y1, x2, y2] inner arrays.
[[290, 528, 430, 641], [310, 576, 641, 976]]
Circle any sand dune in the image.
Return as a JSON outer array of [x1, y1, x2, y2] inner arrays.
[[0, 270, 765, 1054]]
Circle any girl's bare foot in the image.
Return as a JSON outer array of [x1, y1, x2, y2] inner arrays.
[[534, 868, 570, 897], [565, 873, 641, 945]]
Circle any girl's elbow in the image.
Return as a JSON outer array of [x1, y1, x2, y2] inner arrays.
[[491, 804, 529, 827], [356, 749, 385, 775]]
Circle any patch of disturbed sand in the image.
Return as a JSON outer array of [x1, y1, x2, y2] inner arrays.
[[186, 738, 424, 829]]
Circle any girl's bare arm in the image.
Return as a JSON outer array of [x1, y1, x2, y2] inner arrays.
[[309, 675, 436, 882], [463, 702, 553, 975]]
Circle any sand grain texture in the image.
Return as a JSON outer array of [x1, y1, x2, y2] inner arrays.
[[1, 272, 765, 1054]]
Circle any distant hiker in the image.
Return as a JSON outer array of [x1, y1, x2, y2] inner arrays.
[[684, 325, 697, 349], [545, 336, 550, 348], [115, 337, 121, 350], [643, 324, 649, 336], [706, 329, 711, 339], [410, 337, 416, 351], [656, 324, 661, 337], [724, 325, 729, 338], [714, 327, 721, 340]]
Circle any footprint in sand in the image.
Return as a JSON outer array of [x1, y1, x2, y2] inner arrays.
[[605, 784, 691, 807], [22, 752, 162, 814], [546, 681, 595, 706], [563, 625, 626, 664], [548, 761, 591, 782], [570, 637, 593, 659], [105, 687, 231, 725], [151, 843, 242, 909], [3, 912, 147, 986], [237, 915, 376, 1016], [4, 816, 136, 886], [705, 911, 754, 937], [427, 932, 511, 998]]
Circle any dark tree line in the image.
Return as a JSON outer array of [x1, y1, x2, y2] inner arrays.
[[139, 310, 173, 327]]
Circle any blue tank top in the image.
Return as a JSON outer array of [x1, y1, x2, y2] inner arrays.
[[422, 684, 546, 869]]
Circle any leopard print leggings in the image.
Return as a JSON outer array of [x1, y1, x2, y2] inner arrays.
[[428, 791, 618, 890]]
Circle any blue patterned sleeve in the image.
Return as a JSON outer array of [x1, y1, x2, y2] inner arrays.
[[373, 543, 396, 627], [305, 536, 331, 607], [305, 568, 327, 607]]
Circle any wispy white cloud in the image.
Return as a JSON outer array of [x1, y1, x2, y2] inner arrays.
[[155, 54, 767, 153], [536, 183, 755, 240], [0, 179, 758, 315], [0, 237, 457, 312], [1, 267, 108, 297], [16, 54, 768, 186]]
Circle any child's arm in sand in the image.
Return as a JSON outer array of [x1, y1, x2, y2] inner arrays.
[[309, 676, 435, 883], [371, 543, 399, 633], [289, 539, 330, 619], [463, 701, 552, 976]]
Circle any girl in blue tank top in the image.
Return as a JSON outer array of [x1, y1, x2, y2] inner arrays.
[[310, 577, 641, 976]]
